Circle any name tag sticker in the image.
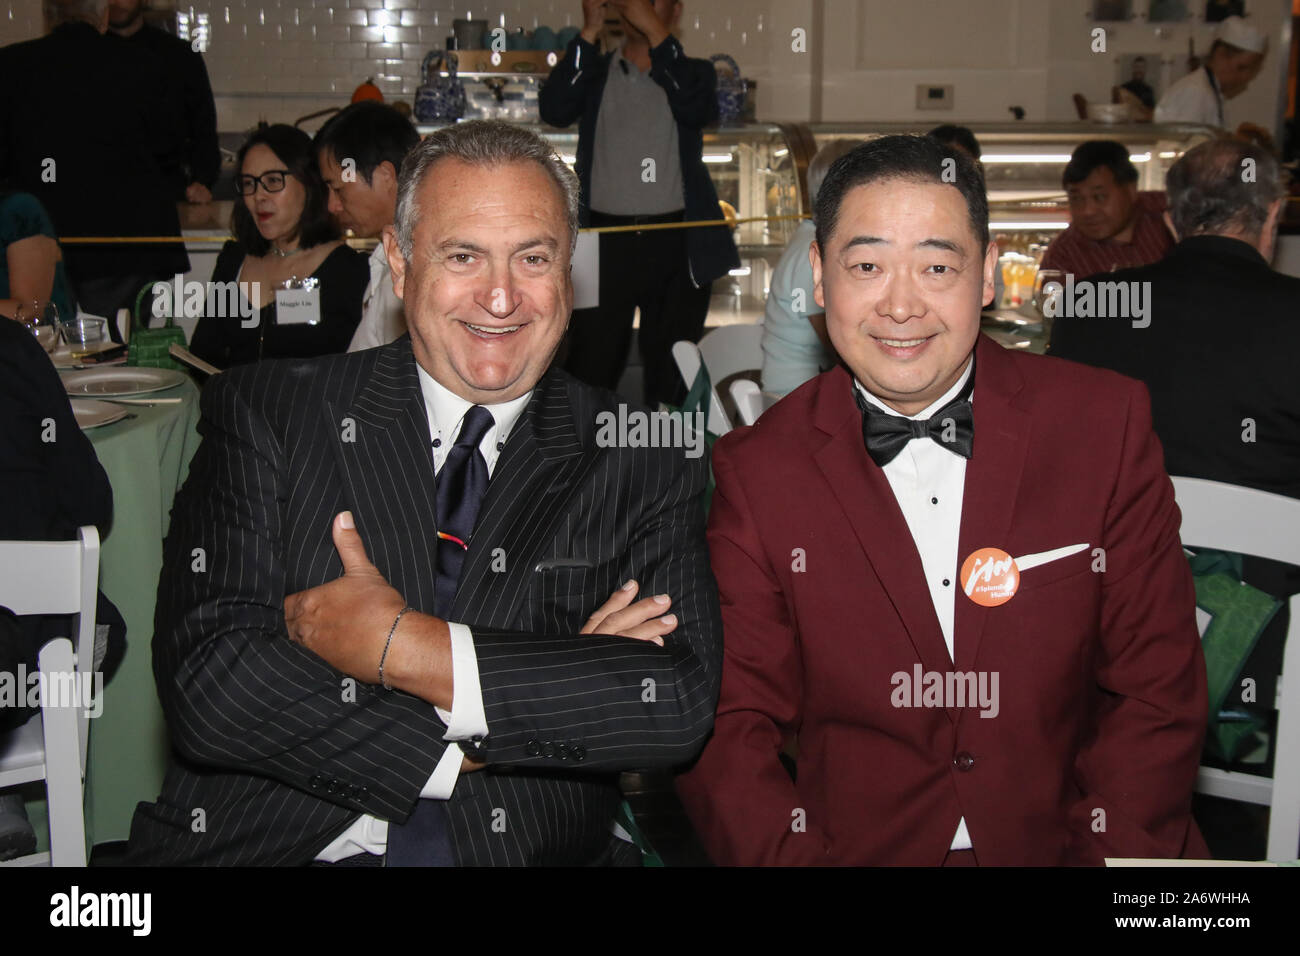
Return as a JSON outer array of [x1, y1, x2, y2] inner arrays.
[[275, 288, 322, 326], [961, 547, 1019, 607]]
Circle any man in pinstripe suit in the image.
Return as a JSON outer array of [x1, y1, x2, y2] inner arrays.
[[127, 121, 722, 865]]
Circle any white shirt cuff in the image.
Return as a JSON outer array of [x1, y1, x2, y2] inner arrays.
[[421, 741, 465, 799], [417, 624, 487, 800], [435, 622, 488, 739]]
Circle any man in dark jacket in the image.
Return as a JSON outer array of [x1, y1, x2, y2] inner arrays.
[[539, 0, 739, 406], [0, 0, 188, 326], [107, 0, 221, 206], [1050, 137, 1299, 765]]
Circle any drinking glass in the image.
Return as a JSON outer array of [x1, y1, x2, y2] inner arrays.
[[15, 300, 60, 353]]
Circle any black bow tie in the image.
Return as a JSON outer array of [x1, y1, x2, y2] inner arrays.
[[853, 372, 975, 468]]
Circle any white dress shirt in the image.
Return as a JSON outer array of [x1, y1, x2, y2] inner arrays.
[[346, 243, 407, 352], [1154, 66, 1224, 127], [855, 356, 975, 852], [315, 368, 531, 861]]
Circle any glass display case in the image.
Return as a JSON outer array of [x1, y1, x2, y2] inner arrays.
[[417, 120, 805, 324], [808, 121, 1217, 224], [407, 119, 1219, 329]]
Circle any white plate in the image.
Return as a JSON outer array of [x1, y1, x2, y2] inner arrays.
[[62, 367, 186, 397], [71, 400, 129, 430]]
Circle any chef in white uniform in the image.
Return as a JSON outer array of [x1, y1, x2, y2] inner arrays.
[[1155, 16, 1266, 128]]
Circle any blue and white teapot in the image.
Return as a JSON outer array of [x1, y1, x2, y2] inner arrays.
[[710, 54, 747, 125], [415, 50, 466, 123]]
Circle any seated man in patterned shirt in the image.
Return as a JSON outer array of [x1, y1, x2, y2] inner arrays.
[[1039, 140, 1174, 281]]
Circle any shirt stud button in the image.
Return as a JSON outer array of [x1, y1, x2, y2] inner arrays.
[[432, 438, 442, 449], [942, 578, 951, 587], [930, 496, 938, 505]]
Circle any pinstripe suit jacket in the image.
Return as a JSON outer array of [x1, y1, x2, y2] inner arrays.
[[127, 335, 722, 865]]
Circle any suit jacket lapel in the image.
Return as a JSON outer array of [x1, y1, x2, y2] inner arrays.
[[812, 366, 955, 695], [450, 369, 599, 628], [325, 336, 442, 614], [953, 335, 1031, 673]]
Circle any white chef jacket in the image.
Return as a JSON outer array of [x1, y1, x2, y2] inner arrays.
[[1154, 66, 1224, 128]]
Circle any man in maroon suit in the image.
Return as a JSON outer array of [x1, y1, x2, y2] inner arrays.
[[675, 135, 1208, 866]]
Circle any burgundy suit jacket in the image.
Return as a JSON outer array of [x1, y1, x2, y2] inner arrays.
[[676, 335, 1209, 865]]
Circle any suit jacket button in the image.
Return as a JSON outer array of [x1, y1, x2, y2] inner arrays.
[[572, 745, 586, 762], [309, 774, 324, 790], [525, 739, 541, 756], [953, 751, 975, 772], [541, 742, 555, 758], [556, 742, 569, 760], [326, 778, 340, 793]]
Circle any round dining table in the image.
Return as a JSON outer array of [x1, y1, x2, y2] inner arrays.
[[27, 369, 202, 854]]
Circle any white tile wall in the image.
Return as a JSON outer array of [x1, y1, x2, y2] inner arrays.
[[0, 0, 783, 130], [2, 1, 1286, 133]]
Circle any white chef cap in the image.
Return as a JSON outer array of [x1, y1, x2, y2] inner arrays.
[[1216, 16, 1266, 55]]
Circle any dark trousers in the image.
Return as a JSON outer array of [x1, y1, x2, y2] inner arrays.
[[564, 210, 712, 408]]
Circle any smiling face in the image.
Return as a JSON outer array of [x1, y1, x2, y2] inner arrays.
[[241, 143, 307, 246], [383, 158, 572, 405], [811, 177, 995, 416], [1065, 166, 1137, 242], [319, 149, 397, 238]]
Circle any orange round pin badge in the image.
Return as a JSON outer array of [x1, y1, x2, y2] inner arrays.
[[960, 547, 1019, 607]]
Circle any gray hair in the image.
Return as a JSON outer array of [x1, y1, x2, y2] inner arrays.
[[1165, 137, 1284, 240], [44, 0, 107, 29], [394, 120, 580, 261], [807, 139, 860, 207]]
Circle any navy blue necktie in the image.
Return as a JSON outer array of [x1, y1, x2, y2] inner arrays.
[[387, 404, 494, 867], [433, 405, 494, 615]]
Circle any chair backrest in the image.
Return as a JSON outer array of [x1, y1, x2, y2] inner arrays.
[[671, 340, 732, 435], [697, 324, 765, 383], [672, 324, 765, 436], [1173, 476, 1300, 860], [1171, 477, 1300, 567], [0, 526, 100, 770], [729, 378, 765, 428]]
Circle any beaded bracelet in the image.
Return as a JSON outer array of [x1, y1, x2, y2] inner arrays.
[[378, 605, 413, 690]]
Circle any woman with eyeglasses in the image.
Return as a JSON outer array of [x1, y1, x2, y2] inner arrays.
[[189, 124, 367, 368]]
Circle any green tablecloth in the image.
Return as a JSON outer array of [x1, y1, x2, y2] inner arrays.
[[77, 377, 200, 846]]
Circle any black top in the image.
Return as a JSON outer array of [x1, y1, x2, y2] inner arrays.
[[539, 34, 740, 287], [107, 25, 221, 199], [0, 22, 188, 279], [188, 240, 368, 368], [0, 318, 116, 731], [1049, 233, 1300, 596]]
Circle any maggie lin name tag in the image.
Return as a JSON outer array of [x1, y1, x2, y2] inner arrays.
[[275, 287, 322, 326]]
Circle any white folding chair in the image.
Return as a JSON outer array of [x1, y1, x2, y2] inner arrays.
[[0, 526, 100, 866], [1171, 477, 1300, 861], [672, 323, 764, 435], [729, 378, 765, 427]]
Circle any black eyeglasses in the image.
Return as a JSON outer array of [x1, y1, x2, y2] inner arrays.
[[236, 170, 292, 195]]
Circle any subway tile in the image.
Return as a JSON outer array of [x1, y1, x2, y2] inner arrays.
[[350, 24, 383, 42], [400, 9, 436, 27], [336, 8, 367, 25], [366, 41, 401, 57]]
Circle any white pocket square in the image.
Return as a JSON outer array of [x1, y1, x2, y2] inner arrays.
[[1014, 542, 1089, 573]]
